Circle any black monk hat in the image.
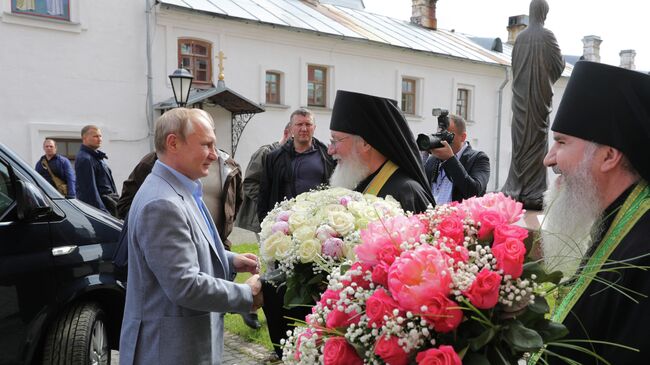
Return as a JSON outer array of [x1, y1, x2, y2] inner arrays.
[[329, 90, 432, 199], [552, 61, 650, 181]]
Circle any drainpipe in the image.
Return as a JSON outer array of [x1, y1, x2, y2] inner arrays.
[[145, 0, 155, 150], [495, 66, 510, 191]]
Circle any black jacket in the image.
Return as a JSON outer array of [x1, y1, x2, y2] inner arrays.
[[257, 138, 335, 222], [424, 143, 490, 202]]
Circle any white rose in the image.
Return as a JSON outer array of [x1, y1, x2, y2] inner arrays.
[[261, 231, 291, 261], [298, 239, 321, 263], [274, 237, 292, 260], [293, 225, 316, 242], [328, 211, 356, 236], [288, 212, 310, 232]]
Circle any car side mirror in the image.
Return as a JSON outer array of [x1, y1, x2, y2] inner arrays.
[[16, 180, 52, 220]]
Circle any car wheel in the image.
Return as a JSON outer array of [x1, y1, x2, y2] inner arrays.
[[42, 301, 110, 365]]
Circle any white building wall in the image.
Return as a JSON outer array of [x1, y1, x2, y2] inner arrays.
[[0, 0, 149, 188]]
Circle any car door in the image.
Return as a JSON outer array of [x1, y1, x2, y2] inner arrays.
[[0, 155, 57, 365]]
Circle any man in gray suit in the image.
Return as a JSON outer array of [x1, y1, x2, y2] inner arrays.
[[119, 108, 263, 365]]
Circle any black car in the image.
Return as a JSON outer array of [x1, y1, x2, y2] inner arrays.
[[0, 143, 125, 365]]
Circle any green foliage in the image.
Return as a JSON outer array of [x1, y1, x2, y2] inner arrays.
[[283, 263, 325, 308], [503, 320, 544, 352]]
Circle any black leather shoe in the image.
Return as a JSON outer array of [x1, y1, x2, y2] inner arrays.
[[241, 312, 261, 329]]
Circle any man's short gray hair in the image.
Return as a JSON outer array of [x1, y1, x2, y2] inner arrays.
[[154, 108, 214, 153], [81, 125, 100, 137], [290, 108, 314, 124]]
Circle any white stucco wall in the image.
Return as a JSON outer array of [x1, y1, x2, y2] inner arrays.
[[0, 0, 150, 189]]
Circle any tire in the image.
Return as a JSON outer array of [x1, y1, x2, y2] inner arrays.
[[42, 302, 111, 365]]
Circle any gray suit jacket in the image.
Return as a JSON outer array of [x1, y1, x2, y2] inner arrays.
[[119, 162, 253, 365]]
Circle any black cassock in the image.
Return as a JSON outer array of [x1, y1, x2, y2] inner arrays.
[[355, 166, 434, 214], [548, 184, 650, 364]]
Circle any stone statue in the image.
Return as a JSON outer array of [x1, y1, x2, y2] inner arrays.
[[502, 0, 564, 210]]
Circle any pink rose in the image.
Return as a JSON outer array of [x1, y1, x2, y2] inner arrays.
[[326, 307, 360, 329], [462, 192, 524, 224], [476, 210, 505, 240], [318, 289, 341, 310], [271, 221, 290, 234], [356, 215, 426, 265], [365, 288, 401, 327], [374, 336, 409, 365], [421, 293, 462, 333], [323, 337, 363, 365], [322, 237, 344, 259], [493, 224, 529, 246], [463, 268, 502, 309], [492, 237, 526, 278], [388, 246, 452, 313], [339, 196, 352, 207], [276, 210, 292, 222], [316, 225, 338, 241], [437, 216, 465, 244], [376, 243, 400, 266], [415, 345, 462, 365], [371, 263, 389, 287]]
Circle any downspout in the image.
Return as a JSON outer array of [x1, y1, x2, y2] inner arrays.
[[495, 66, 510, 191], [145, 0, 155, 150]]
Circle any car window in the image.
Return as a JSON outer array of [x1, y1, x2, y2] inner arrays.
[[0, 160, 16, 214]]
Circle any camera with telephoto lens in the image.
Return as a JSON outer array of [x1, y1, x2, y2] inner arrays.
[[416, 108, 455, 151]]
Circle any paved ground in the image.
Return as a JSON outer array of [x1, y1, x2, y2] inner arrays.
[[110, 331, 279, 364]]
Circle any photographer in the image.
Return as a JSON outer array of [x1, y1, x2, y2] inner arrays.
[[423, 113, 490, 203]]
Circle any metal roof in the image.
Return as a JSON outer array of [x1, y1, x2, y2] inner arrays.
[[155, 84, 265, 114], [158, 0, 513, 67]]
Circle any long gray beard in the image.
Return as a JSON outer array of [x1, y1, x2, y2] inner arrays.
[[329, 153, 370, 190], [541, 154, 603, 279]]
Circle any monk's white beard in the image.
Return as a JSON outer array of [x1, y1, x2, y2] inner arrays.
[[541, 151, 603, 279], [329, 151, 370, 190]]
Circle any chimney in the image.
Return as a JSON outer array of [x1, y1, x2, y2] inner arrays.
[[582, 35, 602, 62], [411, 0, 437, 30], [619, 49, 636, 70], [506, 15, 529, 44]]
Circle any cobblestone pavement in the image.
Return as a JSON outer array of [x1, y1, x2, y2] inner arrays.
[[110, 331, 280, 364]]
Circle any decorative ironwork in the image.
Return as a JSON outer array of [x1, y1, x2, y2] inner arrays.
[[231, 111, 256, 157]]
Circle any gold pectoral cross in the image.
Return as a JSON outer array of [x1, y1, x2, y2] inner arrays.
[[217, 51, 227, 81]]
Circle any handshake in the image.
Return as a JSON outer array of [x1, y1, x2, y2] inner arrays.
[[234, 253, 264, 312]]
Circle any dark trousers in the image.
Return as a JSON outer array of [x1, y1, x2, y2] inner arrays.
[[262, 282, 312, 357]]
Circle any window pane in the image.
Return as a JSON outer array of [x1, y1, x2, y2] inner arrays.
[[197, 59, 207, 71], [196, 71, 207, 81], [193, 44, 207, 55], [180, 43, 192, 55]]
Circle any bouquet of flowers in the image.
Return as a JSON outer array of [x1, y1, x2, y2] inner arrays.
[[282, 193, 568, 365], [259, 187, 404, 306]]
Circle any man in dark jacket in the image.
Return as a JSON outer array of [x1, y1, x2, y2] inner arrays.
[[235, 122, 291, 236], [424, 114, 490, 203], [35, 138, 76, 198], [257, 108, 336, 222], [257, 108, 336, 357], [75, 125, 118, 215]]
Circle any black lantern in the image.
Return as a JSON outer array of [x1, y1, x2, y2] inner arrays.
[[168, 68, 194, 107]]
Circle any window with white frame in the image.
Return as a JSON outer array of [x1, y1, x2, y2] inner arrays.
[[401, 78, 417, 115], [265, 71, 282, 105], [456, 88, 471, 121], [307, 65, 327, 107]]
